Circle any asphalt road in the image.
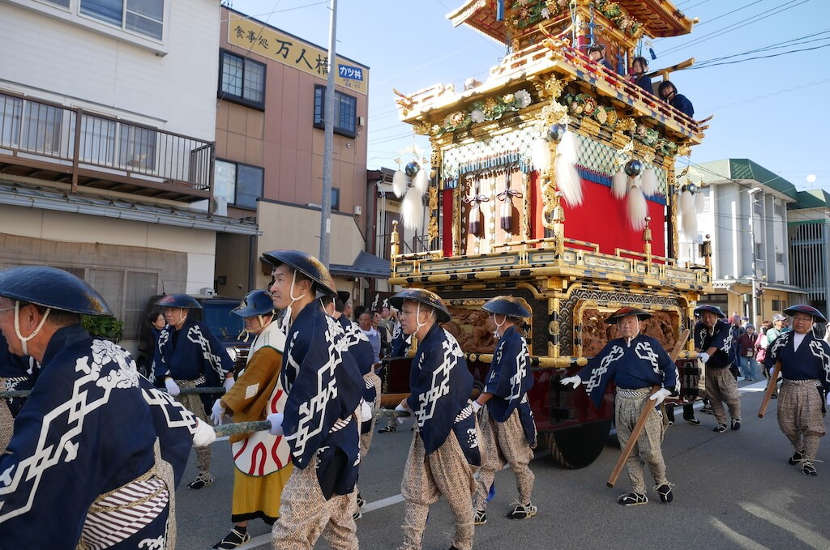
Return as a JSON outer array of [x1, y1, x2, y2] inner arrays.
[[177, 380, 830, 550]]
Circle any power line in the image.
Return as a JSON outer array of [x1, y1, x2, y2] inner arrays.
[[659, 0, 811, 57], [688, 42, 830, 69], [692, 30, 830, 66], [695, 0, 769, 27], [218, 1, 327, 24]]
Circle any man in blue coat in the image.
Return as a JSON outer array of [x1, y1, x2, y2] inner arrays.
[[0, 266, 212, 547], [694, 304, 742, 432], [764, 305, 830, 476], [264, 250, 363, 550], [562, 307, 678, 506], [154, 293, 235, 489], [391, 288, 480, 550], [472, 296, 537, 525]]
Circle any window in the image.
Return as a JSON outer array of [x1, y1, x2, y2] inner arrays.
[[80, 0, 164, 39], [236, 164, 264, 209], [0, 94, 22, 148], [331, 187, 340, 210], [313, 85, 357, 138], [219, 50, 266, 109], [119, 125, 157, 171], [776, 252, 784, 264], [214, 160, 263, 209], [772, 299, 784, 312], [43, 0, 70, 7], [21, 102, 63, 155], [774, 201, 784, 218]]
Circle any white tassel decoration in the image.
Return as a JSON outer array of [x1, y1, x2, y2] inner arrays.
[[555, 131, 583, 206], [641, 168, 658, 197], [695, 189, 706, 210], [392, 169, 407, 198], [612, 169, 627, 199], [401, 187, 424, 234], [531, 138, 550, 172], [680, 190, 697, 236], [413, 163, 429, 195], [627, 185, 648, 230]]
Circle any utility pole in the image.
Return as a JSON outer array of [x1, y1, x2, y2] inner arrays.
[[748, 188, 761, 326], [319, 0, 337, 266]]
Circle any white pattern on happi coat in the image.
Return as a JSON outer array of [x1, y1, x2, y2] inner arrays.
[[415, 331, 463, 427], [584, 345, 624, 393], [282, 316, 342, 462]]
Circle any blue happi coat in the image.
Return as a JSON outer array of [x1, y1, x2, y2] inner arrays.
[[0, 325, 197, 547], [578, 334, 679, 408], [0, 332, 39, 418], [407, 323, 480, 466], [281, 301, 364, 497], [390, 322, 409, 358], [694, 319, 737, 369], [484, 326, 536, 446], [336, 315, 378, 404], [765, 331, 830, 391], [153, 318, 233, 387]]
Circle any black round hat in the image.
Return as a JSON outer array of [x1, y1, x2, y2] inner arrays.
[[389, 288, 451, 323], [261, 249, 337, 297], [605, 306, 652, 325], [784, 304, 827, 323], [694, 304, 725, 319], [0, 266, 113, 316], [156, 294, 202, 310], [482, 296, 530, 318], [232, 290, 275, 318]]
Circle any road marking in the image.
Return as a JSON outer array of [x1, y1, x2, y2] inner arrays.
[[741, 501, 830, 549], [709, 517, 771, 550]]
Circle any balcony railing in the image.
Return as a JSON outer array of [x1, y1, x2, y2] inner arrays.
[[0, 91, 213, 202]]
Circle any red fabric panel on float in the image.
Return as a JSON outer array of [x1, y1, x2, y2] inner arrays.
[[442, 189, 454, 257], [563, 177, 666, 258]]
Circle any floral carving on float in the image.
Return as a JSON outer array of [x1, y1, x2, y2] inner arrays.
[[428, 89, 534, 136]]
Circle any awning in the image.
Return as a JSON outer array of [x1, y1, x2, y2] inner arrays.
[[0, 181, 260, 235], [330, 250, 390, 279]]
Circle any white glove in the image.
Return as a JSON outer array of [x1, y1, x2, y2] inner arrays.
[[192, 417, 216, 447], [360, 400, 373, 422], [395, 401, 409, 424], [472, 401, 482, 414], [698, 352, 710, 364], [267, 412, 284, 436], [649, 388, 672, 406], [210, 399, 226, 426], [223, 375, 235, 393], [164, 377, 180, 396], [560, 375, 581, 389]]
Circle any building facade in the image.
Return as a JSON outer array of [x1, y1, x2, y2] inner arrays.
[[0, 0, 257, 350], [787, 189, 830, 317], [213, 7, 372, 298], [680, 159, 804, 326]]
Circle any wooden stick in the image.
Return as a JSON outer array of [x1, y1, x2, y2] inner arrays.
[[607, 329, 689, 488], [758, 361, 781, 418], [214, 420, 271, 438]]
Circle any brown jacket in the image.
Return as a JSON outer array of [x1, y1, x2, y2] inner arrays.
[[221, 346, 283, 444]]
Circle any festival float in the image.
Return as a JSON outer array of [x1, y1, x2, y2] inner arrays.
[[384, 0, 712, 467]]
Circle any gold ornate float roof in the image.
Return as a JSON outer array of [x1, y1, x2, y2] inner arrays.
[[448, 0, 694, 45]]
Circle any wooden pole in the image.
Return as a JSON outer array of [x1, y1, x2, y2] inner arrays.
[[758, 361, 781, 418], [607, 329, 689, 488]]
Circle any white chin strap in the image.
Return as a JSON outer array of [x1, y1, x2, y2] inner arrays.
[[491, 313, 506, 337], [415, 303, 434, 332], [15, 301, 50, 356]]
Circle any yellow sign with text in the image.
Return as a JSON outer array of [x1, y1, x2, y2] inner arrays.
[[228, 13, 368, 96]]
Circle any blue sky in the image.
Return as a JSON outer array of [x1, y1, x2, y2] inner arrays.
[[226, 0, 830, 190]]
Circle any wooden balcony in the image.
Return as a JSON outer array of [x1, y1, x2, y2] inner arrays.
[[0, 91, 213, 202]]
